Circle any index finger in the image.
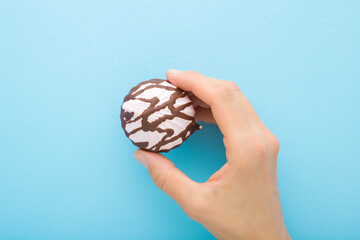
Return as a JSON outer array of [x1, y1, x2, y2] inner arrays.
[[166, 70, 248, 141]]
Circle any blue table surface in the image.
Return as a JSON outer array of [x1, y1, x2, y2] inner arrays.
[[1, 1, 359, 239]]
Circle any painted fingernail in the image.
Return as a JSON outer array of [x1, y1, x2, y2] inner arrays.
[[134, 150, 148, 168], [167, 69, 181, 74]]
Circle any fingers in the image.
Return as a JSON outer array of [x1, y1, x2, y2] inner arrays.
[[189, 92, 210, 108], [220, 80, 263, 126], [166, 70, 219, 106], [166, 70, 248, 142], [220, 80, 275, 143], [195, 107, 216, 124], [134, 149, 201, 208]]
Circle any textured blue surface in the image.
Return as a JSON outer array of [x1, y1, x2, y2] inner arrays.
[[1, 1, 359, 239]]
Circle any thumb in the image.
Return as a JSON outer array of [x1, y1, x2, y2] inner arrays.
[[134, 149, 200, 207]]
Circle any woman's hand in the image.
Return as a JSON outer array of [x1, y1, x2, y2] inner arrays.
[[134, 70, 291, 240]]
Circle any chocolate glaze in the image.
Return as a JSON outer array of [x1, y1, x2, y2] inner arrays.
[[120, 79, 201, 153]]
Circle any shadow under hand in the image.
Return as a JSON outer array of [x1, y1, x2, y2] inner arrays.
[[163, 122, 226, 183]]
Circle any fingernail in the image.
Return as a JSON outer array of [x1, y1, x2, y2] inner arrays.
[[134, 150, 148, 168], [167, 69, 181, 74]]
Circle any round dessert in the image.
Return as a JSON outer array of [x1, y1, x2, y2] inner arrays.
[[120, 79, 202, 153]]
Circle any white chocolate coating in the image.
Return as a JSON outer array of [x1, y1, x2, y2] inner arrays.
[[121, 79, 201, 152]]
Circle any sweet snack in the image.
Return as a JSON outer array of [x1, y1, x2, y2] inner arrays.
[[120, 79, 202, 152]]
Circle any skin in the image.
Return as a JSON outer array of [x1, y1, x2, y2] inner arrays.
[[134, 70, 291, 240]]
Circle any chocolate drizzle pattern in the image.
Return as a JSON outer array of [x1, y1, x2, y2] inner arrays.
[[120, 79, 202, 153]]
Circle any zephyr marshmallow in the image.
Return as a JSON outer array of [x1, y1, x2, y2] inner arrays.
[[120, 79, 202, 153]]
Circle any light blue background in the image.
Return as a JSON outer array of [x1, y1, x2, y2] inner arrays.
[[1, 1, 359, 239]]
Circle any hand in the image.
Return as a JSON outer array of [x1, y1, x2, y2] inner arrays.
[[134, 70, 291, 240]]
